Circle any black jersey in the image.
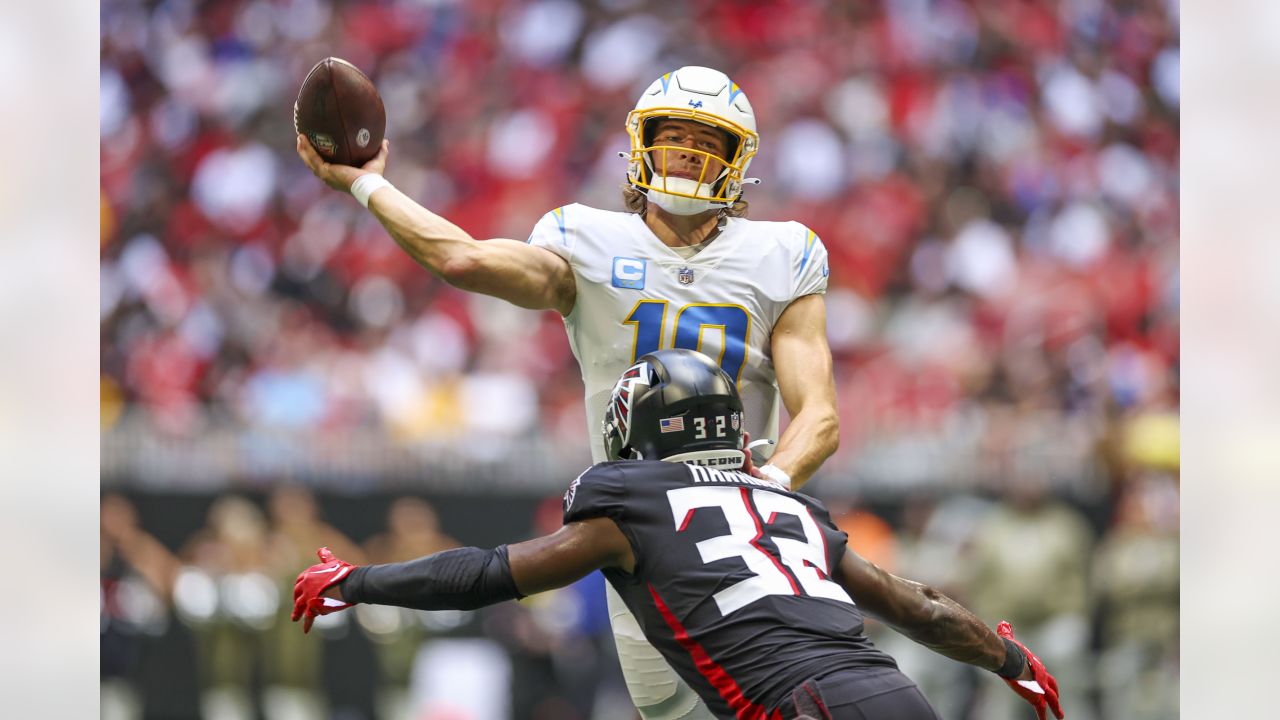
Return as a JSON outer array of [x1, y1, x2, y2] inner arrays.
[[563, 460, 896, 719]]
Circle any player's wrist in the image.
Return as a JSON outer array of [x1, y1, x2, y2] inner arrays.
[[321, 580, 348, 603], [351, 173, 393, 208], [757, 464, 791, 490], [995, 637, 1028, 679]]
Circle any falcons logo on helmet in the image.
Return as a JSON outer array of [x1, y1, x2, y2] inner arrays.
[[606, 362, 649, 450]]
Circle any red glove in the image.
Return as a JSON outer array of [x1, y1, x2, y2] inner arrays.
[[292, 547, 357, 633], [997, 621, 1064, 720]]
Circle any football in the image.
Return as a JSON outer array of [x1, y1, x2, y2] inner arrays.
[[294, 57, 386, 167]]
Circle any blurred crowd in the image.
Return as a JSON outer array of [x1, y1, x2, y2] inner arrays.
[[100, 0, 1179, 718], [100, 0, 1179, 483], [102, 489, 635, 720]]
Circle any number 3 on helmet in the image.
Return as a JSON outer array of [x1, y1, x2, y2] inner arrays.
[[625, 66, 760, 216]]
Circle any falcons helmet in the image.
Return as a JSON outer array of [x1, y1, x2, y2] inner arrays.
[[602, 348, 746, 468]]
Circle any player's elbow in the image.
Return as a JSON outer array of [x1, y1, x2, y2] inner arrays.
[[897, 583, 945, 634], [438, 248, 485, 288], [816, 409, 839, 457]]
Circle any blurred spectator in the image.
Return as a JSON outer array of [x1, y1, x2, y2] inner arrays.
[[483, 496, 631, 720], [101, 494, 199, 720], [965, 473, 1095, 720], [264, 486, 366, 720], [870, 494, 994, 719], [1091, 474, 1179, 719], [359, 497, 460, 719], [177, 495, 279, 720]]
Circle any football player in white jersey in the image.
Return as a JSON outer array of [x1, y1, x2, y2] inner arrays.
[[298, 65, 838, 720]]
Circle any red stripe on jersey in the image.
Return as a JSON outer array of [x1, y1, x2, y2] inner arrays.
[[677, 508, 695, 533], [741, 488, 800, 596], [647, 584, 783, 720]]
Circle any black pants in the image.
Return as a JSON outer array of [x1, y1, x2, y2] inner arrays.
[[777, 666, 941, 720]]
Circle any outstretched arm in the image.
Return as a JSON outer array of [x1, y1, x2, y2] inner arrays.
[[297, 135, 576, 314], [834, 548, 1065, 719], [293, 518, 633, 627], [835, 548, 1009, 672], [764, 294, 839, 488]]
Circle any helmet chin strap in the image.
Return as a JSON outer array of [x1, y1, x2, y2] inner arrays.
[[634, 150, 734, 215], [646, 178, 720, 216]]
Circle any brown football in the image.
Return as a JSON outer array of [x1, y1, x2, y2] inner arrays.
[[294, 57, 386, 167]]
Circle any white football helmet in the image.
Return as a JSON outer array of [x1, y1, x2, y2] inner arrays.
[[625, 66, 759, 215]]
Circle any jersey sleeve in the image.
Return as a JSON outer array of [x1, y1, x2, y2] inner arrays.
[[792, 223, 830, 298], [803, 494, 850, 572], [562, 463, 629, 525], [525, 205, 577, 265]]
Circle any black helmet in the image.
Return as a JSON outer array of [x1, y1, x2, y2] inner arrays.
[[602, 348, 745, 467]]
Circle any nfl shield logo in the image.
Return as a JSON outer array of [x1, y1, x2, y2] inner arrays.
[[678, 267, 695, 285]]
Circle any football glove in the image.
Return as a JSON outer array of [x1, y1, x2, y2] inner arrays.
[[291, 547, 356, 633], [996, 621, 1064, 720]]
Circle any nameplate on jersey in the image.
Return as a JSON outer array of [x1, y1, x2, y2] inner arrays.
[[611, 257, 647, 289]]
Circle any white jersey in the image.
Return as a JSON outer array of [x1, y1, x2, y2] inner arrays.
[[527, 204, 830, 462]]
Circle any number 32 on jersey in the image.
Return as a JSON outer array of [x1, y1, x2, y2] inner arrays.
[[667, 483, 854, 617], [625, 300, 751, 384]]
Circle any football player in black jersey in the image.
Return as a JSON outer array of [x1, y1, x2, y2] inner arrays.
[[293, 349, 1064, 720]]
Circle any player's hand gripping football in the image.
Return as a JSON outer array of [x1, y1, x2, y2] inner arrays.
[[997, 621, 1064, 720], [296, 134, 388, 193], [292, 547, 357, 633]]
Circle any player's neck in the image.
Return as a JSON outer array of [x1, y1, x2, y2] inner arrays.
[[644, 205, 721, 248]]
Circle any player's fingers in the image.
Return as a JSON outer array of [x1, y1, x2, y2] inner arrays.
[[297, 134, 316, 162], [1047, 688, 1064, 718], [1044, 674, 1060, 701], [303, 611, 314, 634], [296, 135, 327, 175], [317, 547, 335, 563], [360, 139, 389, 173]]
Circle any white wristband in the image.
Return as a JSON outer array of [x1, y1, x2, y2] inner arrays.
[[758, 464, 792, 490], [351, 173, 392, 208]]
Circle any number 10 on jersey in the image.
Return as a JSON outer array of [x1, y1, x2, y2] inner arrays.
[[625, 300, 752, 384]]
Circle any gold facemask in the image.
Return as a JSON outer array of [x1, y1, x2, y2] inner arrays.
[[625, 106, 759, 204]]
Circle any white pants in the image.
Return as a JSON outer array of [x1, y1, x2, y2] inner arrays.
[[606, 583, 716, 720]]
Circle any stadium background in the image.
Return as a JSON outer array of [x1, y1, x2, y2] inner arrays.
[[98, 1, 1179, 719]]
